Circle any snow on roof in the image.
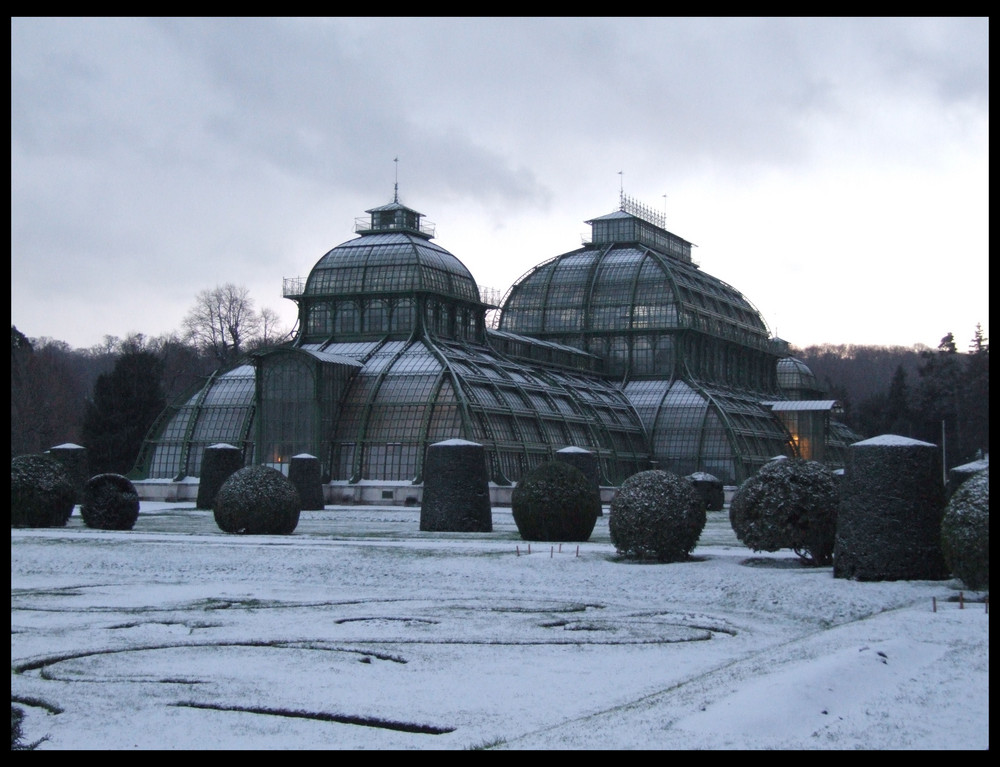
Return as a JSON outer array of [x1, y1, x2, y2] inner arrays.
[[853, 434, 936, 447]]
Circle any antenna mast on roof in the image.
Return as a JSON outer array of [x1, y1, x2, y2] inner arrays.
[[393, 156, 399, 203]]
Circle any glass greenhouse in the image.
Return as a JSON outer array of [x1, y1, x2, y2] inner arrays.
[[135, 191, 858, 489]]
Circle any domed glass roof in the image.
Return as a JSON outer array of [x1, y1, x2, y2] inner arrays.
[[303, 200, 480, 305], [499, 245, 768, 347]]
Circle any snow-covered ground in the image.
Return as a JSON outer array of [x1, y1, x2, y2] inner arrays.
[[11, 503, 989, 750]]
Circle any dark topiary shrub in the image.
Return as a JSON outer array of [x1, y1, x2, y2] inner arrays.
[[80, 473, 141, 531], [11, 454, 76, 528], [941, 467, 989, 590], [511, 460, 600, 542], [834, 435, 949, 581], [420, 439, 492, 532], [288, 454, 325, 511], [946, 457, 989, 501], [214, 465, 301, 535], [686, 471, 725, 512], [47, 443, 89, 504], [197, 443, 244, 510], [610, 470, 706, 562], [730, 458, 838, 565], [556, 446, 602, 516]]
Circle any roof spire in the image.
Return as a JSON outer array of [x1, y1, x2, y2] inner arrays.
[[393, 156, 399, 203], [618, 170, 624, 209]]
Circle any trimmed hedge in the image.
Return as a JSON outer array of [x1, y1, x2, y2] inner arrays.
[[555, 447, 602, 516], [81, 473, 141, 531], [197, 444, 243, 510], [11, 454, 76, 528], [941, 467, 989, 590], [686, 471, 725, 512], [511, 460, 600, 542], [730, 458, 838, 566], [214, 465, 301, 535], [420, 439, 492, 532], [609, 470, 706, 562], [288, 454, 325, 511], [834, 435, 949, 581]]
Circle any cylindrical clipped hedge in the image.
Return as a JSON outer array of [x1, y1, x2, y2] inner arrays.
[[11, 454, 77, 528], [834, 435, 950, 581], [511, 460, 600, 542], [197, 443, 244, 510], [556, 446, 602, 515], [420, 439, 492, 532], [686, 471, 725, 512], [941, 467, 989, 590], [730, 458, 839, 565], [47, 443, 89, 504], [214, 465, 301, 535], [610, 470, 706, 562], [81, 473, 141, 530], [288, 454, 325, 511]]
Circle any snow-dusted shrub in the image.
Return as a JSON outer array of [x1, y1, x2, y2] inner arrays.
[[556, 446, 602, 515], [511, 460, 600, 542], [686, 471, 725, 512], [729, 458, 838, 565], [941, 468, 989, 590], [609, 470, 706, 562], [213, 465, 301, 535], [834, 435, 949, 581], [420, 439, 492, 532], [288, 454, 325, 511], [80, 473, 140, 531], [946, 458, 989, 500], [197, 443, 243, 510], [11, 454, 76, 528], [47, 443, 89, 504]]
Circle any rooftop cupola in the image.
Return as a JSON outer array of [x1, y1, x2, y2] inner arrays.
[[355, 188, 436, 238], [586, 192, 694, 263]]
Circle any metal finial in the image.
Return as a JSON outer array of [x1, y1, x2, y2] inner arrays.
[[618, 171, 624, 209], [393, 157, 399, 203]]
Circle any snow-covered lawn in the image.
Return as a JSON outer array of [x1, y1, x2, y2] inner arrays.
[[11, 504, 989, 750]]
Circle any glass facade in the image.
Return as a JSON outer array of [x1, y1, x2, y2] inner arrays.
[[135, 193, 858, 489]]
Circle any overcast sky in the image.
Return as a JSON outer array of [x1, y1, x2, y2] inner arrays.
[[11, 17, 989, 352]]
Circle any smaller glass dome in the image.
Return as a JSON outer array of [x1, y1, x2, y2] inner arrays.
[[777, 357, 821, 399], [303, 200, 480, 305]]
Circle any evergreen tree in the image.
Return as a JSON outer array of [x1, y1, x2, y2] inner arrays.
[[81, 348, 166, 475], [884, 364, 915, 437], [960, 324, 989, 460]]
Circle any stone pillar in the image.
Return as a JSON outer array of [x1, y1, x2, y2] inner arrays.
[[834, 435, 949, 581], [289, 454, 325, 510], [197, 443, 243, 510], [556, 446, 602, 515], [420, 439, 492, 532]]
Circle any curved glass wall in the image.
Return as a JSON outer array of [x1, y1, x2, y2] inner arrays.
[[136, 364, 257, 479]]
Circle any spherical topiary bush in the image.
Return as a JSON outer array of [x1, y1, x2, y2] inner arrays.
[[941, 468, 989, 590], [80, 473, 141, 531], [11, 454, 76, 528], [213, 465, 301, 535], [610, 470, 706, 562], [511, 460, 600, 542], [729, 458, 838, 565]]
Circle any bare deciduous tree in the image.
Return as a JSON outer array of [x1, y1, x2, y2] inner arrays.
[[183, 283, 262, 365]]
